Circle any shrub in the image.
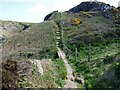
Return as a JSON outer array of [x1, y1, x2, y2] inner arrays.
[[18, 80, 32, 88], [113, 7, 119, 13], [71, 18, 82, 26], [81, 11, 92, 18], [103, 55, 114, 64], [115, 15, 120, 24], [2, 60, 19, 89], [54, 58, 67, 79], [114, 62, 120, 78]]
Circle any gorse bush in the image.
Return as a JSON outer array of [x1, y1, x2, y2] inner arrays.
[[71, 18, 82, 25], [80, 11, 92, 17]]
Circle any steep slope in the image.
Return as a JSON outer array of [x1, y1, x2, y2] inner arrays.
[[0, 20, 32, 44], [44, 1, 120, 89], [68, 1, 112, 13], [2, 1, 120, 89], [118, 7, 120, 10], [2, 21, 67, 89], [2, 21, 57, 59], [53, 20, 78, 88], [2, 58, 67, 88], [58, 48, 77, 88]]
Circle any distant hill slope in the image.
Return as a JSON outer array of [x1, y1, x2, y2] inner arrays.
[[0, 20, 32, 43], [2, 21, 57, 60]]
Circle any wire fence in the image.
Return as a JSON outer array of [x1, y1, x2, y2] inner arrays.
[[63, 43, 75, 56]]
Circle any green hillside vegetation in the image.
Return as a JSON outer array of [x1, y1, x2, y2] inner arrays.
[[2, 1, 120, 89], [45, 9, 120, 88], [3, 21, 57, 60], [2, 58, 67, 88], [2, 21, 67, 89]]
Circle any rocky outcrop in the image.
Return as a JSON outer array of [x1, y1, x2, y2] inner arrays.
[[44, 11, 58, 21], [0, 20, 23, 31], [0, 20, 31, 31], [118, 7, 120, 11], [75, 74, 84, 84], [68, 1, 112, 13], [31, 59, 44, 75], [68, 1, 120, 20], [0, 20, 31, 42]]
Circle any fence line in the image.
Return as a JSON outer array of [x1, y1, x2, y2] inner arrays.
[[63, 43, 75, 56]]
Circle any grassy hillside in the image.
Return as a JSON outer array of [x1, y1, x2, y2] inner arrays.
[[2, 1, 120, 89], [0, 20, 32, 39], [2, 21, 67, 89], [2, 58, 67, 88], [44, 6, 120, 88], [3, 21, 57, 60]]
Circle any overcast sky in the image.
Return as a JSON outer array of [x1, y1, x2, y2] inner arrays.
[[0, 0, 120, 23]]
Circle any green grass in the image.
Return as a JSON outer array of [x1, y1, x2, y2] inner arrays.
[[2, 8, 120, 89], [68, 53, 119, 88], [66, 39, 119, 88], [2, 58, 67, 88], [3, 21, 57, 60], [53, 58, 67, 87], [50, 11, 120, 88], [25, 58, 66, 88], [2, 20, 67, 88]]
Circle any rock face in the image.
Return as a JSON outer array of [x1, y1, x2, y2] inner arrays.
[[0, 20, 23, 31], [44, 11, 58, 20], [118, 7, 120, 10], [32, 59, 44, 75], [17, 61, 32, 77], [75, 74, 84, 84], [68, 1, 112, 13], [0, 20, 31, 42], [0, 20, 30, 31]]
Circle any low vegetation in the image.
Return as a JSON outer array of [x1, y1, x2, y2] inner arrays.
[[49, 7, 120, 88], [2, 58, 67, 88], [71, 18, 82, 26], [80, 11, 92, 18], [3, 21, 57, 60], [2, 1, 120, 89]]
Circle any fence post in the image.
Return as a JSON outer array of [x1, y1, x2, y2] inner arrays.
[[75, 47, 78, 61], [60, 13, 63, 49], [88, 43, 91, 62]]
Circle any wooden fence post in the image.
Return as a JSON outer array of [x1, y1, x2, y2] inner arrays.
[[75, 48, 78, 61]]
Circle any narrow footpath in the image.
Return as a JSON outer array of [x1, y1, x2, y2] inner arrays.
[[53, 20, 77, 88], [57, 48, 77, 88]]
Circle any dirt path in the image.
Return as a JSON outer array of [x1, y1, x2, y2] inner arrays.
[[53, 20, 77, 88], [57, 48, 77, 88]]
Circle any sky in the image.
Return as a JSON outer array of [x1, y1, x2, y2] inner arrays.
[[0, 0, 120, 23]]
